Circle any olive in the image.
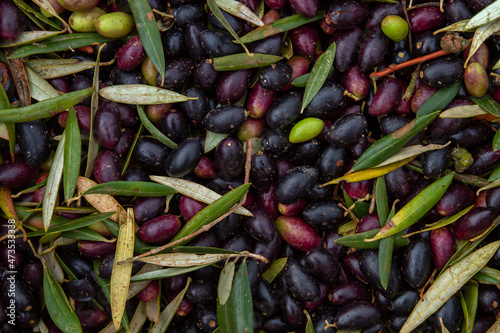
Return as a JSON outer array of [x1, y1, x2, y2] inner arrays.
[[420, 56, 464, 87], [133, 196, 167, 225], [329, 281, 369, 307], [335, 302, 381, 330], [275, 215, 321, 252], [203, 105, 247, 134], [175, 4, 206, 27], [133, 137, 170, 172], [289, 24, 318, 58], [216, 69, 251, 105], [284, 258, 320, 302], [165, 137, 202, 177], [259, 63, 293, 91], [303, 83, 345, 118], [95, 12, 134, 38], [409, 6, 446, 33], [302, 201, 344, 230], [248, 35, 283, 56], [243, 205, 276, 242], [454, 207, 494, 240], [403, 238, 433, 289], [429, 293, 462, 332], [266, 91, 302, 131], [16, 120, 50, 168], [275, 166, 318, 205], [0, 0, 22, 41], [358, 33, 390, 73], [334, 27, 364, 72], [388, 289, 420, 315], [137, 215, 181, 244], [325, 1, 369, 30], [157, 58, 194, 90], [326, 113, 367, 147], [200, 30, 244, 57], [162, 26, 186, 58], [94, 101, 121, 150], [93, 150, 121, 184], [214, 137, 244, 181], [65, 278, 97, 302], [304, 247, 340, 283]]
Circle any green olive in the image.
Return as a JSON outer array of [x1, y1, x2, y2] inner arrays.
[[69, 7, 105, 32], [289, 117, 324, 143], [381, 15, 409, 43], [464, 62, 489, 98], [95, 12, 135, 39]]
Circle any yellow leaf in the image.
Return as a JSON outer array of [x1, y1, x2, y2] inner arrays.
[[465, 17, 500, 67], [110, 208, 135, 329]]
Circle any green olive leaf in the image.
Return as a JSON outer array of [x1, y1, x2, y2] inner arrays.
[[8, 33, 114, 58], [217, 260, 254, 333], [301, 42, 336, 112], [26, 58, 113, 79], [43, 260, 82, 333], [439, 104, 488, 119], [367, 173, 454, 242], [204, 130, 228, 153], [11, 0, 62, 30], [473, 267, 500, 285], [0, 87, 93, 122], [336, 228, 409, 249], [136, 105, 178, 149], [351, 112, 440, 172], [465, 17, 500, 67], [82, 180, 176, 197], [465, 0, 500, 31], [400, 240, 500, 333], [375, 177, 389, 224], [378, 200, 396, 289], [128, 0, 165, 84], [471, 95, 500, 118], [25, 66, 60, 102], [416, 81, 462, 117], [122, 123, 143, 175], [0, 84, 14, 162], [28, 211, 115, 237], [169, 183, 251, 245], [63, 107, 81, 202], [212, 53, 282, 71], [239, 11, 324, 43], [262, 257, 287, 283], [61, 227, 113, 242], [215, 0, 263, 26], [136, 252, 250, 267]]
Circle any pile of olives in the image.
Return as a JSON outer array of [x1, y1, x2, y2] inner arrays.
[[1, 0, 500, 332]]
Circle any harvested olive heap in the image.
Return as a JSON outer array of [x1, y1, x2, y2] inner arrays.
[[3, 0, 500, 332]]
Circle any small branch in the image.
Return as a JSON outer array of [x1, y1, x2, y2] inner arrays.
[[403, 64, 421, 101], [371, 49, 450, 80]]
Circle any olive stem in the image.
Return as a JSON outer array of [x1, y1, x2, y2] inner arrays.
[[370, 49, 450, 80], [403, 64, 421, 102]]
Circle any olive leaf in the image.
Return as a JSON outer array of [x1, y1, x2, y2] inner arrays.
[[204, 130, 228, 153], [25, 66, 60, 102], [240, 11, 324, 43], [0, 87, 93, 122], [471, 95, 500, 118], [99, 84, 195, 105], [136, 252, 253, 267], [400, 240, 500, 333], [435, 20, 469, 34], [486, 318, 500, 332], [26, 58, 112, 79], [301, 42, 336, 112], [439, 104, 488, 118], [28, 211, 115, 237], [122, 123, 143, 175], [43, 260, 83, 333], [322, 157, 414, 185], [129, 301, 147, 333], [11, 0, 62, 30], [416, 81, 462, 117], [207, 0, 252, 56], [8, 33, 114, 58], [366, 173, 454, 242], [0, 30, 62, 47], [63, 107, 81, 202], [130, 266, 209, 282], [146, 298, 159, 325], [103, 219, 149, 255], [150, 176, 252, 216], [375, 177, 389, 224], [129, 0, 165, 85], [43, 131, 65, 231], [212, 53, 282, 71], [84, 44, 102, 178], [473, 267, 500, 284], [62, 228, 112, 242], [76, 176, 127, 224], [218, 260, 236, 305], [335, 228, 409, 249], [127, 264, 161, 300], [111, 208, 135, 329], [0, 85, 14, 160], [262, 257, 287, 283], [465, 18, 500, 67], [489, 165, 500, 181], [137, 105, 178, 149], [465, 0, 500, 31], [493, 130, 500, 151], [217, 260, 254, 333], [493, 57, 500, 70], [82, 181, 176, 197], [378, 206, 396, 290], [215, 0, 264, 26], [352, 112, 440, 172], [150, 277, 191, 333], [404, 205, 474, 238]]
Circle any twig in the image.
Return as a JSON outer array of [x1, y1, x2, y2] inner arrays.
[[370, 49, 450, 80], [403, 64, 421, 101]]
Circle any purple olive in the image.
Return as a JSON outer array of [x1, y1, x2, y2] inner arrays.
[[137, 215, 181, 244]]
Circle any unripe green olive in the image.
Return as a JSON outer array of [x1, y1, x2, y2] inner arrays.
[[69, 7, 106, 32], [142, 56, 159, 86], [95, 12, 135, 39], [381, 15, 409, 43], [57, 0, 99, 12], [464, 62, 489, 98], [289, 117, 324, 143]]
